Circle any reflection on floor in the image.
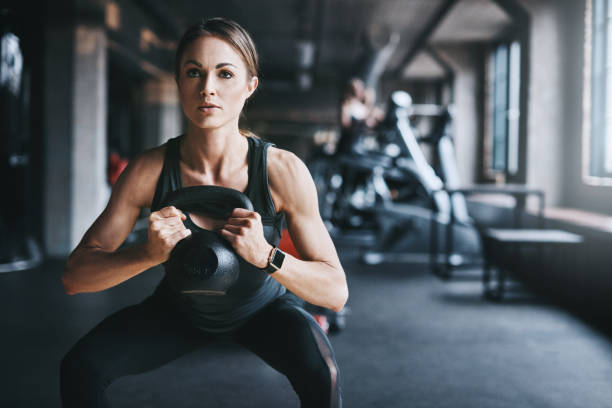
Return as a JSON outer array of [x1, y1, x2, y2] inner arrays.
[[2, 246, 612, 408]]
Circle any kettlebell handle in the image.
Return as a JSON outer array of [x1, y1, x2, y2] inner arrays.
[[159, 186, 254, 219]]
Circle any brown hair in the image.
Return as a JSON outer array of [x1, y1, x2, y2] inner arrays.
[[174, 17, 259, 82]]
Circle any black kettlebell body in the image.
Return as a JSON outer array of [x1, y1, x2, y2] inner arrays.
[[160, 186, 254, 295]]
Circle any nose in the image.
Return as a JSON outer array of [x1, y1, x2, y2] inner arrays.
[[199, 73, 216, 96]]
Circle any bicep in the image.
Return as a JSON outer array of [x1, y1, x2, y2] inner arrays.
[[275, 156, 340, 266]]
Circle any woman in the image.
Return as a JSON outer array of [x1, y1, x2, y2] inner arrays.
[[60, 18, 347, 408]]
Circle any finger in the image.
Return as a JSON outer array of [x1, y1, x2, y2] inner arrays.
[[151, 218, 185, 231], [218, 228, 237, 244], [225, 217, 251, 226], [227, 211, 259, 224], [150, 210, 185, 223], [161, 223, 191, 237], [149, 212, 162, 222], [167, 228, 192, 246], [230, 208, 255, 218], [159, 206, 186, 219], [222, 224, 243, 235]]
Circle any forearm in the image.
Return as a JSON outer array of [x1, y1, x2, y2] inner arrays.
[[270, 255, 348, 312], [63, 242, 159, 295]]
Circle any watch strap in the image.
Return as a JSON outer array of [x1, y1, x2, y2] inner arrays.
[[263, 247, 285, 274]]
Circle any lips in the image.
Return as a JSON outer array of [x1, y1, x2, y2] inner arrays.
[[198, 103, 221, 109]]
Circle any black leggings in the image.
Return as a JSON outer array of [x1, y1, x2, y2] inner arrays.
[[60, 294, 342, 407]]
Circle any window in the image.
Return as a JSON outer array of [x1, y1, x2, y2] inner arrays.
[[585, 0, 612, 183], [484, 41, 521, 180]]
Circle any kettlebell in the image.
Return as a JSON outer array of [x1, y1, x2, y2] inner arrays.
[[159, 186, 254, 295]]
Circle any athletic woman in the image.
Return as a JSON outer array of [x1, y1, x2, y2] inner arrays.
[[60, 17, 347, 408]]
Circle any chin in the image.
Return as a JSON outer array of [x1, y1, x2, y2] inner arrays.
[[189, 117, 223, 130]]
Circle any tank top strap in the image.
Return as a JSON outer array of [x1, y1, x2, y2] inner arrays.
[[151, 136, 182, 211], [244, 136, 278, 217], [243, 136, 257, 198], [244, 137, 286, 240]]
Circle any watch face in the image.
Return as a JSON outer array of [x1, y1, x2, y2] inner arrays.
[[271, 248, 285, 269]]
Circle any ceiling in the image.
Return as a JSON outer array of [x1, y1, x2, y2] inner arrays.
[[140, 0, 516, 83]]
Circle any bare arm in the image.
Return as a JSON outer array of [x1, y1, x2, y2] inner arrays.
[[220, 148, 348, 311], [268, 150, 348, 311], [62, 148, 191, 295]]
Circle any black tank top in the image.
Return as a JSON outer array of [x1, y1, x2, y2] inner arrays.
[[150, 135, 286, 333]]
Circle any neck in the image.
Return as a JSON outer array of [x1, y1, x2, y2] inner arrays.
[[181, 121, 248, 180]]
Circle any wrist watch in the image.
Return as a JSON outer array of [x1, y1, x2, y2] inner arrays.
[[263, 247, 286, 274]]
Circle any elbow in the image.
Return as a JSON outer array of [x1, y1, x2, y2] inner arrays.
[[330, 285, 349, 313], [330, 304, 344, 313], [331, 269, 349, 312]]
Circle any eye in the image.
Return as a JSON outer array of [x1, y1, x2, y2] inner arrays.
[[186, 68, 200, 78], [219, 70, 233, 79]]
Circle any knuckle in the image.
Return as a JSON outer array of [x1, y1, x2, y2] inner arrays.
[[162, 206, 178, 216]]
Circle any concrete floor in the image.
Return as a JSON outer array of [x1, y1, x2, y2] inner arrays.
[[2, 248, 612, 407]]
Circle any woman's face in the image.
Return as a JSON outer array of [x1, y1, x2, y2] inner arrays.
[[177, 35, 258, 131]]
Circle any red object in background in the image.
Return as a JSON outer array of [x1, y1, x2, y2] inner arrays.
[[108, 152, 129, 185], [313, 314, 330, 334], [278, 229, 300, 259]]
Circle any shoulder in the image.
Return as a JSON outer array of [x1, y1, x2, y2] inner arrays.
[[110, 143, 167, 209], [267, 146, 310, 189], [126, 144, 165, 174], [266, 146, 316, 214], [267, 146, 304, 175]]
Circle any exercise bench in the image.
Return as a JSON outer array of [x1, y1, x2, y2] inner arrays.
[[481, 228, 584, 300]]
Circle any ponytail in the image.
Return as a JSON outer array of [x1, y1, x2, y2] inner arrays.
[[239, 129, 258, 138]]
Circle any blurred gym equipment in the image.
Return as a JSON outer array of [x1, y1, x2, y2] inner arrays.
[[0, 10, 42, 273], [311, 89, 481, 266]]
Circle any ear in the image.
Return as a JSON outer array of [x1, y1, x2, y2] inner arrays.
[[246, 76, 259, 98]]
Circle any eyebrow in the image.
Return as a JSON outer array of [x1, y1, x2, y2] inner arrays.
[[215, 62, 237, 69], [183, 60, 237, 69], [184, 59, 202, 67]]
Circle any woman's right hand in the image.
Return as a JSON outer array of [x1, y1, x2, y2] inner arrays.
[[145, 206, 192, 264]]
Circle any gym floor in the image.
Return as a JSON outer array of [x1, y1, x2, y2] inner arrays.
[[2, 245, 612, 408]]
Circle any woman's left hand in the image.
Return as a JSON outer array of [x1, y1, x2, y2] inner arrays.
[[219, 208, 272, 269]]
